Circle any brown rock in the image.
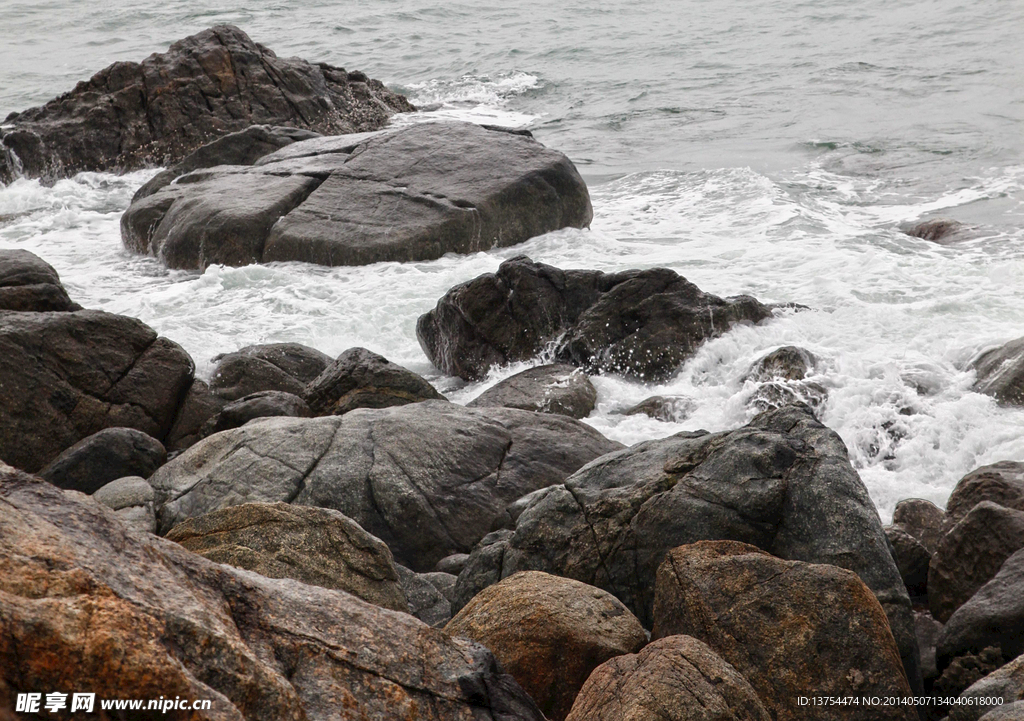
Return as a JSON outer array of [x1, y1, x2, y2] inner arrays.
[[652, 541, 915, 721], [893, 498, 946, 553], [0, 249, 79, 312], [945, 462, 1024, 526], [929, 501, 1024, 623], [886, 525, 931, 598], [166, 502, 408, 612], [445, 571, 647, 721], [0, 463, 545, 720], [565, 635, 771, 721]]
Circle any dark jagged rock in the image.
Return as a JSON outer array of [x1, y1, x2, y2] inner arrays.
[[122, 121, 593, 270], [0, 250, 79, 312], [397, 565, 456, 627], [209, 342, 332, 401], [467, 364, 597, 419], [39, 427, 166, 495], [0, 25, 413, 183], [166, 502, 408, 613], [622, 395, 696, 422], [304, 347, 444, 417], [973, 340, 1024, 406], [452, 404, 922, 693], [952, 653, 1024, 721], [0, 309, 194, 473], [133, 124, 322, 200], [886, 525, 931, 599], [744, 345, 827, 414], [935, 647, 1007, 707], [565, 635, 771, 721], [0, 463, 545, 720], [164, 379, 227, 452], [652, 542, 915, 721], [945, 461, 1024, 526], [151, 400, 622, 572], [893, 497, 946, 553], [903, 218, 970, 244], [744, 345, 816, 382], [417, 255, 772, 382], [201, 390, 311, 436], [445, 571, 647, 721], [939, 547, 1024, 671], [929, 501, 1024, 623]]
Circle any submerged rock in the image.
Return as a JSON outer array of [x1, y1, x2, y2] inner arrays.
[[903, 218, 970, 244], [122, 121, 593, 270], [0, 309, 193, 473], [467, 364, 597, 419], [452, 404, 922, 692], [418, 255, 772, 381], [0, 249, 79, 312], [0, 25, 412, 183], [151, 400, 622, 571], [0, 463, 545, 720], [622, 395, 696, 422], [304, 347, 444, 416], [973, 339, 1024, 406]]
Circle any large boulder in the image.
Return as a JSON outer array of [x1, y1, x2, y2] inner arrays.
[[0, 250, 79, 312], [151, 400, 623, 571], [417, 255, 772, 381], [121, 121, 593, 270], [929, 501, 1024, 622], [0, 463, 545, 720], [945, 461, 1024, 526], [0, 309, 194, 472], [166, 502, 408, 613], [938, 547, 1024, 671], [38, 427, 167, 495], [467, 364, 597, 419], [0, 25, 413, 183], [445, 571, 647, 721], [304, 347, 444, 416], [565, 635, 771, 721], [452, 404, 922, 692], [652, 541, 915, 721], [209, 342, 332, 400], [973, 339, 1024, 405]]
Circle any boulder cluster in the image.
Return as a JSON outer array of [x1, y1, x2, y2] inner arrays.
[[1, 24, 1023, 721]]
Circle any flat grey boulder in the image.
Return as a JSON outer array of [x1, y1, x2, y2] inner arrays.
[[0, 25, 413, 183], [452, 403, 921, 692], [0, 309, 194, 472], [39, 427, 166, 495], [0, 249, 79, 312], [304, 347, 444, 416], [209, 342, 332, 400], [417, 255, 771, 381], [151, 400, 623, 571], [93, 475, 158, 534], [467, 364, 597, 419], [121, 121, 593, 269]]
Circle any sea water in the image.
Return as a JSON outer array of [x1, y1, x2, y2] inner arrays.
[[2, 0, 1023, 520]]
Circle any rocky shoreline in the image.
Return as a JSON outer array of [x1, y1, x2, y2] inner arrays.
[[2, 25, 1024, 721]]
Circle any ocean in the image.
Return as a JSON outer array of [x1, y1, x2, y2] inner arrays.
[[2, 0, 1023, 520]]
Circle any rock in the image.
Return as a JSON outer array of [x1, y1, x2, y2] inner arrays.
[[916, 610, 944, 683], [0, 25, 413, 184], [452, 404, 922, 692], [652, 541, 915, 721], [939, 547, 1024, 670], [152, 400, 623, 571], [935, 647, 1007, 706], [886, 525, 931, 598], [38, 427, 166, 495], [122, 122, 593, 271], [164, 378, 227, 452], [622, 395, 696, 422], [304, 347, 444, 417], [748, 379, 828, 415], [93, 475, 158, 534], [418, 255, 772, 382], [980, 702, 1024, 720], [133, 124, 322, 200], [437, 554, 471, 575], [903, 218, 969, 243], [945, 462, 1024, 526], [201, 390, 311, 435], [952, 653, 1024, 721], [743, 346, 827, 413], [445, 571, 647, 721], [565, 635, 771, 721], [397, 565, 455, 627], [893, 498, 946, 553], [166, 502, 408, 612], [467, 364, 597, 419], [209, 342, 332, 400], [929, 501, 1024, 622], [744, 345, 817, 382], [0, 462, 546, 720], [973, 339, 1024, 406], [0, 310, 193, 472], [0, 249, 79, 312]]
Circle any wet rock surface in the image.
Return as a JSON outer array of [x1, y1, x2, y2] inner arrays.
[[304, 347, 444, 416], [0, 25, 412, 183], [0, 249, 79, 312], [622, 394, 696, 422], [973, 339, 1024, 406], [418, 255, 772, 381], [467, 364, 597, 419]]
